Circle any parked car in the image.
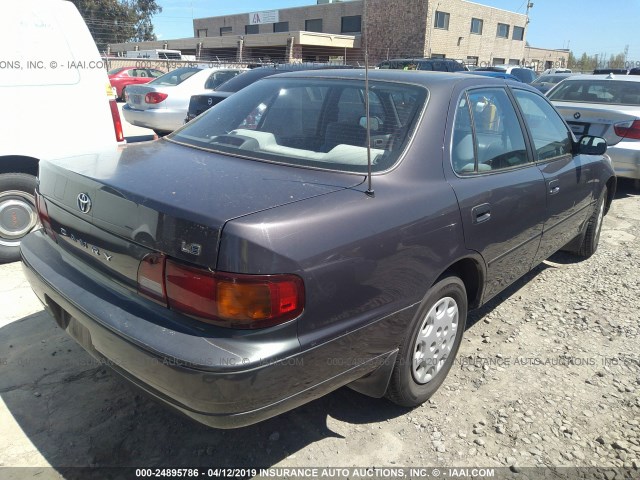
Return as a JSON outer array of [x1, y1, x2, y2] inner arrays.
[[541, 68, 572, 75], [108, 66, 165, 101], [22, 70, 615, 429], [547, 74, 640, 181], [122, 67, 245, 135], [460, 71, 522, 82], [377, 58, 468, 72], [474, 66, 537, 83], [0, 0, 123, 263], [594, 68, 628, 75], [186, 64, 353, 122], [629, 68, 640, 76], [530, 73, 575, 94]]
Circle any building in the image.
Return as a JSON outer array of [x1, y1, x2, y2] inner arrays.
[[109, 0, 568, 70]]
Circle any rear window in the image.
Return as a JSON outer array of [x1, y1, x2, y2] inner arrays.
[[204, 70, 243, 90], [149, 67, 201, 86], [108, 68, 126, 75], [532, 75, 567, 85], [548, 80, 640, 105], [170, 77, 428, 173]]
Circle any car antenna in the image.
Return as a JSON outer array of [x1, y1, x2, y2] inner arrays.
[[364, 0, 374, 197]]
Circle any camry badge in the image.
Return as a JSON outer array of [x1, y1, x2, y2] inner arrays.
[[77, 193, 92, 214], [574, 112, 581, 120]]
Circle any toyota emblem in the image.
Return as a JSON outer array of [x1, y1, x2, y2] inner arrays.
[[77, 193, 92, 214], [207, 97, 213, 106], [574, 112, 581, 119]]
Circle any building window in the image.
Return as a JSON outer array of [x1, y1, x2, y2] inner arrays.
[[341, 15, 361, 33], [245, 24, 259, 35], [434, 11, 450, 30], [467, 56, 479, 66], [493, 57, 505, 65], [273, 21, 289, 33], [470, 18, 483, 35], [513, 26, 525, 41], [220, 26, 232, 36], [431, 54, 446, 59], [509, 58, 520, 65], [496, 23, 509, 38], [305, 18, 323, 33], [197, 29, 208, 38]]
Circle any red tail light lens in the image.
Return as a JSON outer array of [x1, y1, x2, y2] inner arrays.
[[145, 92, 168, 104], [35, 191, 56, 241], [137, 254, 167, 306], [614, 119, 640, 140], [164, 259, 304, 329], [109, 99, 125, 142]]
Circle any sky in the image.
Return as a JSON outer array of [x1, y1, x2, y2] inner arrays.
[[153, 0, 640, 62]]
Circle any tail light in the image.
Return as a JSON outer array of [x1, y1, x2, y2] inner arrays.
[[35, 191, 56, 241], [137, 256, 304, 329], [145, 92, 168, 104], [614, 119, 640, 140], [108, 99, 125, 142]]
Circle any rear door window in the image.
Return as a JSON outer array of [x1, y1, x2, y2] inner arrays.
[[456, 88, 529, 173]]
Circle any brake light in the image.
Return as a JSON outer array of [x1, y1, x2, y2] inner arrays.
[[145, 92, 168, 104], [137, 254, 167, 306], [156, 258, 304, 329], [614, 119, 640, 140], [135, 255, 304, 328], [108, 99, 124, 142]]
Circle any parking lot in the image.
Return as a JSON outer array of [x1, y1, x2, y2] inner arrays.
[[1, 168, 638, 473]]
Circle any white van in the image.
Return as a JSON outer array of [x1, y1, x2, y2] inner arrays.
[[0, 0, 123, 262]]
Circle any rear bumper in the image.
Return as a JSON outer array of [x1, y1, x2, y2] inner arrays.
[[20, 230, 393, 428], [122, 104, 185, 133], [607, 142, 640, 180]]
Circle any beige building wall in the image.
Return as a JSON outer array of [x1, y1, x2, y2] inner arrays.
[[425, 0, 528, 65], [524, 46, 570, 71], [193, 2, 364, 38]]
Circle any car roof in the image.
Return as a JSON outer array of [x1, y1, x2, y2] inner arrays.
[[267, 69, 537, 91], [555, 74, 640, 82]]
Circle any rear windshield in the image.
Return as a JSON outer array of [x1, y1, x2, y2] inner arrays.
[[204, 70, 243, 90], [532, 75, 568, 85], [170, 77, 428, 174], [108, 67, 126, 75], [548, 80, 640, 105], [149, 67, 201, 86]]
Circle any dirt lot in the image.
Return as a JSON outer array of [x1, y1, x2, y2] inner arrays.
[[0, 180, 638, 476]]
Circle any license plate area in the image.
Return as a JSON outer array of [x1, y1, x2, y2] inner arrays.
[[567, 121, 589, 136], [132, 94, 142, 105]]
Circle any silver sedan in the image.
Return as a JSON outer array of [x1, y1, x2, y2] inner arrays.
[[548, 74, 640, 181], [122, 67, 245, 135]]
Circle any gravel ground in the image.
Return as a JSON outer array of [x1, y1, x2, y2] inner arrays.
[[0, 180, 638, 478]]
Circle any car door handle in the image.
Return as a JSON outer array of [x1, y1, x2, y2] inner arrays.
[[471, 203, 491, 224], [548, 179, 560, 195]]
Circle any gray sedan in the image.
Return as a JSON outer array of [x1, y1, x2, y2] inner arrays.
[[548, 74, 640, 181], [22, 70, 615, 428]]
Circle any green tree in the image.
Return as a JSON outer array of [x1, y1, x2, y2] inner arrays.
[[71, 0, 162, 52]]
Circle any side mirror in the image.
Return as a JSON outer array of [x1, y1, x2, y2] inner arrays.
[[575, 135, 607, 155]]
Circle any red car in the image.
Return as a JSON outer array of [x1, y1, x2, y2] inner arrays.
[[108, 67, 164, 101]]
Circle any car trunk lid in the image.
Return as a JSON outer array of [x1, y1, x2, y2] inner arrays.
[[38, 141, 365, 270], [125, 84, 168, 110], [554, 102, 640, 146]]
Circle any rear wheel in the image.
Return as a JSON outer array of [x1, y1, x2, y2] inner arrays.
[[153, 130, 171, 137], [386, 276, 467, 407], [577, 186, 607, 258], [0, 173, 39, 263], [120, 86, 127, 102]]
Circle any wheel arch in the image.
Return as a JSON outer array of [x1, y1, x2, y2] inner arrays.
[[0, 156, 39, 177], [434, 255, 486, 310]]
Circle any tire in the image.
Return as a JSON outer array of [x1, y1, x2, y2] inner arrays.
[[386, 276, 467, 407], [119, 86, 127, 102], [0, 173, 39, 263], [577, 186, 607, 258], [153, 130, 170, 137]]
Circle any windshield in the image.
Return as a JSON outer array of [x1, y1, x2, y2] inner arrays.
[[204, 70, 243, 90], [548, 80, 640, 105], [108, 67, 126, 75], [170, 77, 428, 173], [149, 67, 201, 86]]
